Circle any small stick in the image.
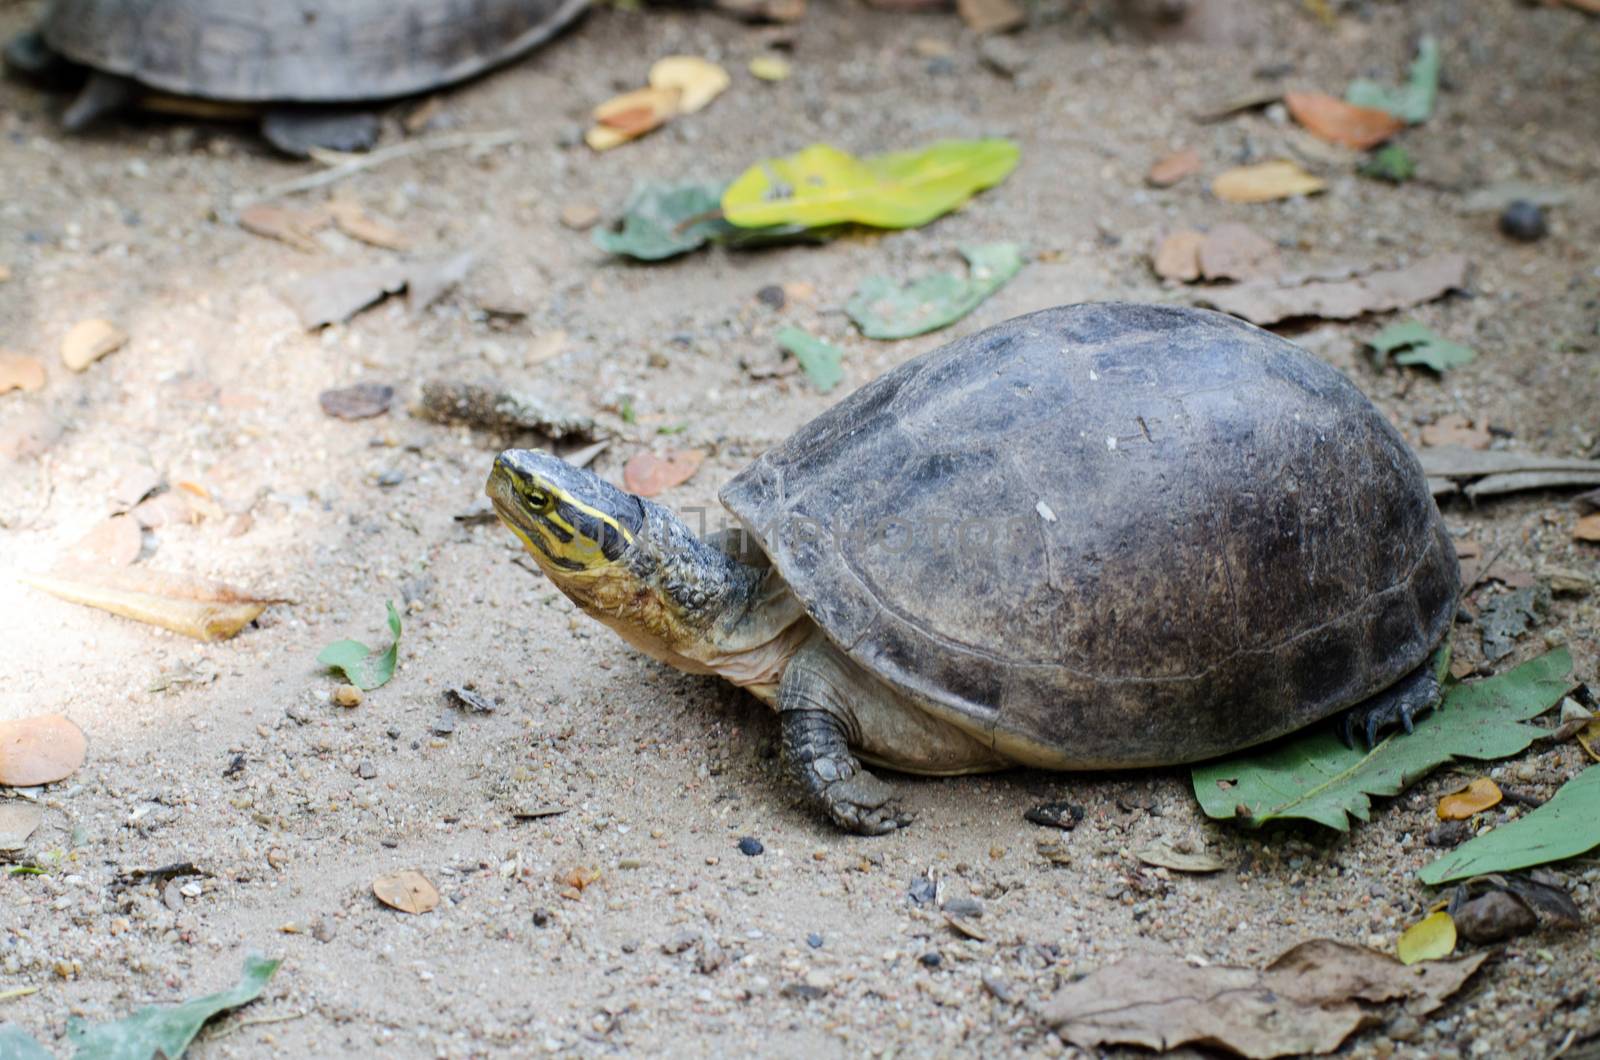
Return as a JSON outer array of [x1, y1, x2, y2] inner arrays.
[[0, 986, 41, 1002], [207, 1010, 308, 1041], [229, 129, 524, 212]]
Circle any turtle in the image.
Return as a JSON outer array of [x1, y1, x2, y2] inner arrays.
[[486, 303, 1458, 835], [3, 0, 589, 155]]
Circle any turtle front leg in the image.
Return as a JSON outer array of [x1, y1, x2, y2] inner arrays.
[[1336, 658, 1444, 750], [777, 641, 910, 836]]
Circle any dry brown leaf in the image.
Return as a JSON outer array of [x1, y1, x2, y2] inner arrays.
[[1420, 415, 1491, 450], [0, 715, 87, 787], [623, 449, 706, 497], [22, 567, 282, 641], [1437, 777, 1503, 820], [957, 0, 1025, 34], [527, 330, 569, 366], [1046, 939, 1485, 1059], [1574, 513, 1600, 543], [1134, 843, 1226, 873], [328, 198, 409, 250], [0, 801, 43, 851], [1562, 0, 1600, 12], [277, 263, 407, 329], [1201, 254, 1469, 326], [60, 319, 127, 372], [237, 203, 331, 252], [130, 491, 196, 529], [710, 0, 806, 20], [64, 515, 143, 568], [1212, 160, 1326, 204], [1198, 223, 1281, 281], [648, 57, 730, 114], [0, 351, 46, 394], [1146, 147, 1202, 188], [593, 86, 682, 139], [1153, 230, 1205, 282], [560, 865, 601, 891], [1285, 91, 1405, 150], [373, 869, 440, 914]]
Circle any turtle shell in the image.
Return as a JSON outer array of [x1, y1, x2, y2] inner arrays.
[[39, 0, 588, 103], [720, 304, 1457, 768]]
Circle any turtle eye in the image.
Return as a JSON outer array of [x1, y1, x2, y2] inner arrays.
[[525, 487, 555, 514]]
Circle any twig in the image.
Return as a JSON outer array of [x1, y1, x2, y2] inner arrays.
[[206, 1009, 307, 1041], [229, 129, 524, 212], [0, 986, 41, 1002]]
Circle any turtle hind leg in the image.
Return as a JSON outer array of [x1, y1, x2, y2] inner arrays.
[[260, 108, 380, 158], [62, 71, 138, 131], [1335, 660, 1443, 751]]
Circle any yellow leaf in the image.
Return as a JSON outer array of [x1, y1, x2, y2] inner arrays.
[[22, 567, 283, 641], [649, 56, 730, 113], [594, 85, 681, 135], [748, 55, 792, 82], [1211, 160, 1326, 204], [1437, 777, 1503, 820], [1397, 911, 1456, 965], [722, 139, 1020, 230], [373, 869, 439, 914]]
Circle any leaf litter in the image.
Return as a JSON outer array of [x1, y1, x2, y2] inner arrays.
[[1347, 35, 1440, 124], [1200, 253, 1468, 326], [1368, 320, 1476, 373], [1192, 648, 1572, 829], [1211, 160, 1325, 204], [0, 715, 87, 787], [623, 450, 706, 497], [1396, 910, 1456, 965], [1285, 91, 1404, 150], [1420, 764, 1600, 884], [22, 568, 282, 642], [846, 243, 1023, 339], [373, 869, 440, 914], [1045, 938, 1484, 1059], [318, 600, 402, 691], [0, 352, 46, 394], [1437, 777, 1503, 819], [774, 327, 845, 393]]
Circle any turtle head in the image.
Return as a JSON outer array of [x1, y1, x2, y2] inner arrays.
[[487, 450, 762, 667], [487, 449, 644, 574]]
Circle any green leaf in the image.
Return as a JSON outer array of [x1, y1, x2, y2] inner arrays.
[[1359, 144, 1415, 184], [1369, 320, 1476, 373], [0, 1026, 53, 1060], [1192, 648, 1572, 831], [774, 327, 846, 393], [591, 181, 829, 261], [1347, 35, 1440, 124], [1420, 764, 1600, 885], [845, 243, 1024, 340], [318, 600, 401, 690], [65, 954, 280, 1060], [591, 182, 731, 261], [722, 140, 1020, 230]]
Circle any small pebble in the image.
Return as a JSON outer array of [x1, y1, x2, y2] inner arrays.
[[1454, 890, 1536, 943], [1498, 200, 1547, 242], [942, 897, 984, 919], [737, 836, 764, 856], [357, 760, 377, 780], [755, 285, 785, 310], [532, 907, 550, 927], [919, 952, 942, 968], [806, 932, 823, 949], [333, 684, 364, 708], [907, 877, 937, 904], [430, 712, 456, 736], [376, 469, 405, 488]]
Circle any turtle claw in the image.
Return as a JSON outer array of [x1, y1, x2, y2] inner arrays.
[[1335, 663, 1441, 751], [820, 771, 910, 835]]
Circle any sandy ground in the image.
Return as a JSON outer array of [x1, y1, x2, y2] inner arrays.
[[2, 0, 1598, 1056]]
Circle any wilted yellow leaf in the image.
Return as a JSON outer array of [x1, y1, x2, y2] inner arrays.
[[60, 319, 127, 372], [648, 56, 730, 113], [1437, 777, 1503, 820], [1397, 911, 1456, 965], [22, 567, 283, 641], [748, 55, 792, 82], [1212, 160, 1326, 204], [0, 715, 87, 787], [595, 86, 681, 135], [373, 869, 439, 914]]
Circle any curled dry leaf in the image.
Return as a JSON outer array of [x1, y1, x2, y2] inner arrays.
[[0, 351, 46, 394], [648, 56, 730, 114], [373, 869, 440, 914], [328, 198, 409, 250], [0, 714, 87, 786], [1212, 160, 1326, 204], [238, 202, 329, 252], [1285, 91, 1405, 150], [1153, 230, 1205, 282], [1147, 147, 1201, 187], [1397, 910, 1457, 964], [22, 567, 282, 641], [1437, 777, 1502, 820], [1134, 843, 1226, 873], [1046, 938, 1484, 1059], [60, 318, 127, 372], [1201, 253, 1469, 326], [0, 801, 43, 851], [588, 86, 682, 150], [1198, 223, 1281, 282], [1574, 514, 1600, 543], [623, 449, 706, 497], [64, 514, 143, 568]]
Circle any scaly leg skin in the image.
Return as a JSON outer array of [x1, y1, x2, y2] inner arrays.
[[1336, 661, 1443, 750], [780, 709, 909, 836]]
